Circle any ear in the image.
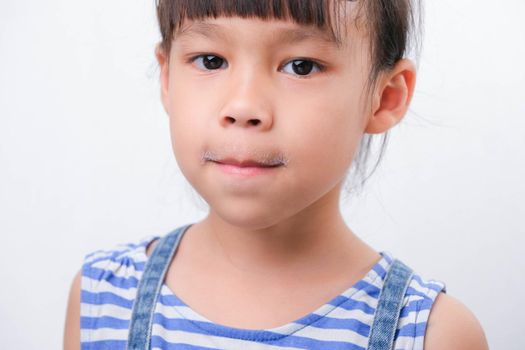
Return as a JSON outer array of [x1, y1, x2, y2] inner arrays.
[[155, 43, 171, 115], [364, 59, 416, 134]]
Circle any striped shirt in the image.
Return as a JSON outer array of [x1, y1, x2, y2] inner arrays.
[[80, 233, 446, 350]]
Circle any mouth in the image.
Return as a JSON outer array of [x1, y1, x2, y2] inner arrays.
[[210, 160, 283, 177], [209, 158, 284, 179], [202, 149, 287, 177], [213, 158, 282, 168]]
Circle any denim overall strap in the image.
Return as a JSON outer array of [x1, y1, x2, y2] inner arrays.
[[127, 224, 191, 350], [367, 259, 413, 350]]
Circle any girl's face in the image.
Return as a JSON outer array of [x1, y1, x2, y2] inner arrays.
[[157, 13, 376, 229]]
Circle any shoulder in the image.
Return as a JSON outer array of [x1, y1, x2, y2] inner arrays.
[[424, 292, 489, 350], [391, 264, 447, 349], [380, 254, 487, 350], [81, 235, 158, 287], [80, 235, 158, 304], [67, 236, 158, 347], [64, 270, 82, 350]]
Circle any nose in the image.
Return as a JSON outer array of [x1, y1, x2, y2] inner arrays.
[[218, 68, 274, 131]]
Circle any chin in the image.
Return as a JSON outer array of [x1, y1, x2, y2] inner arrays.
[[209, 202, 288, 231]]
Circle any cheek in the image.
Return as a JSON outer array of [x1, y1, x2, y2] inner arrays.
[[287, 89, 362, 162], [281, 92, 364, 197], [166, 87, 207, 181]]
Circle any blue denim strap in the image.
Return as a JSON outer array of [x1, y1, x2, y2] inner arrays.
[[367, 259, 413, 350], [127, 224, 192, 350]]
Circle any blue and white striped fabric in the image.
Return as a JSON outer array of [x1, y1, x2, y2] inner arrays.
[[80, 232, 446, 350]]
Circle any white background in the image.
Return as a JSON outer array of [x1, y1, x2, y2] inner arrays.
[[1, 0, 524, 348]]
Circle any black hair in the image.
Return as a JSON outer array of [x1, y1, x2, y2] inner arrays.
[[155, 0, 423, 198]]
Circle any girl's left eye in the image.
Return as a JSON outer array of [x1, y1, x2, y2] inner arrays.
[[281, 59, 324, 77]]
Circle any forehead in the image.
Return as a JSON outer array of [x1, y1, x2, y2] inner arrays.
[[175, 19, 344, 49], [171, 1, 361, 49]]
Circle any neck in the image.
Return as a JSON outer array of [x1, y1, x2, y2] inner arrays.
[[190, 187, 363, 277]]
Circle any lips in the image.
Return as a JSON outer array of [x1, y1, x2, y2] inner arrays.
[[202, 149, 288, 169], [213, 160, 281, 177], [214, 158, 281, 168]]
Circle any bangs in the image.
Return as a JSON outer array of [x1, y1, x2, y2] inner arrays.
[[156, 0, 354, 52]]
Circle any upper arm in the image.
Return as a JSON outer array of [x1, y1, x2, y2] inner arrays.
[[424, 292, 489, 350], [63, 269, 82, 350]]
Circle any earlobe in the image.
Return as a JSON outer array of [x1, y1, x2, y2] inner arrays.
[[155, 43, 170, 115], [364, 59, 416, 134]]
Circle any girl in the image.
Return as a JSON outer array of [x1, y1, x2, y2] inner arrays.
[[64, 1, 488, 349]]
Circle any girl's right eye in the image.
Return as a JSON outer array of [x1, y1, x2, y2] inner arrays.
[[190, 54, 228, 71]]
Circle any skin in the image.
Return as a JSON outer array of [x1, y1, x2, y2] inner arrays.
[[64, 6, 489, 349]]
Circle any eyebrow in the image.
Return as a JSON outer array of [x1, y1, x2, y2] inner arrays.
[[175, 22, 341, 48]]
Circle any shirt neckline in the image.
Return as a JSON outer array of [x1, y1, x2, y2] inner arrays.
[[138, 225, 392, 341]]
